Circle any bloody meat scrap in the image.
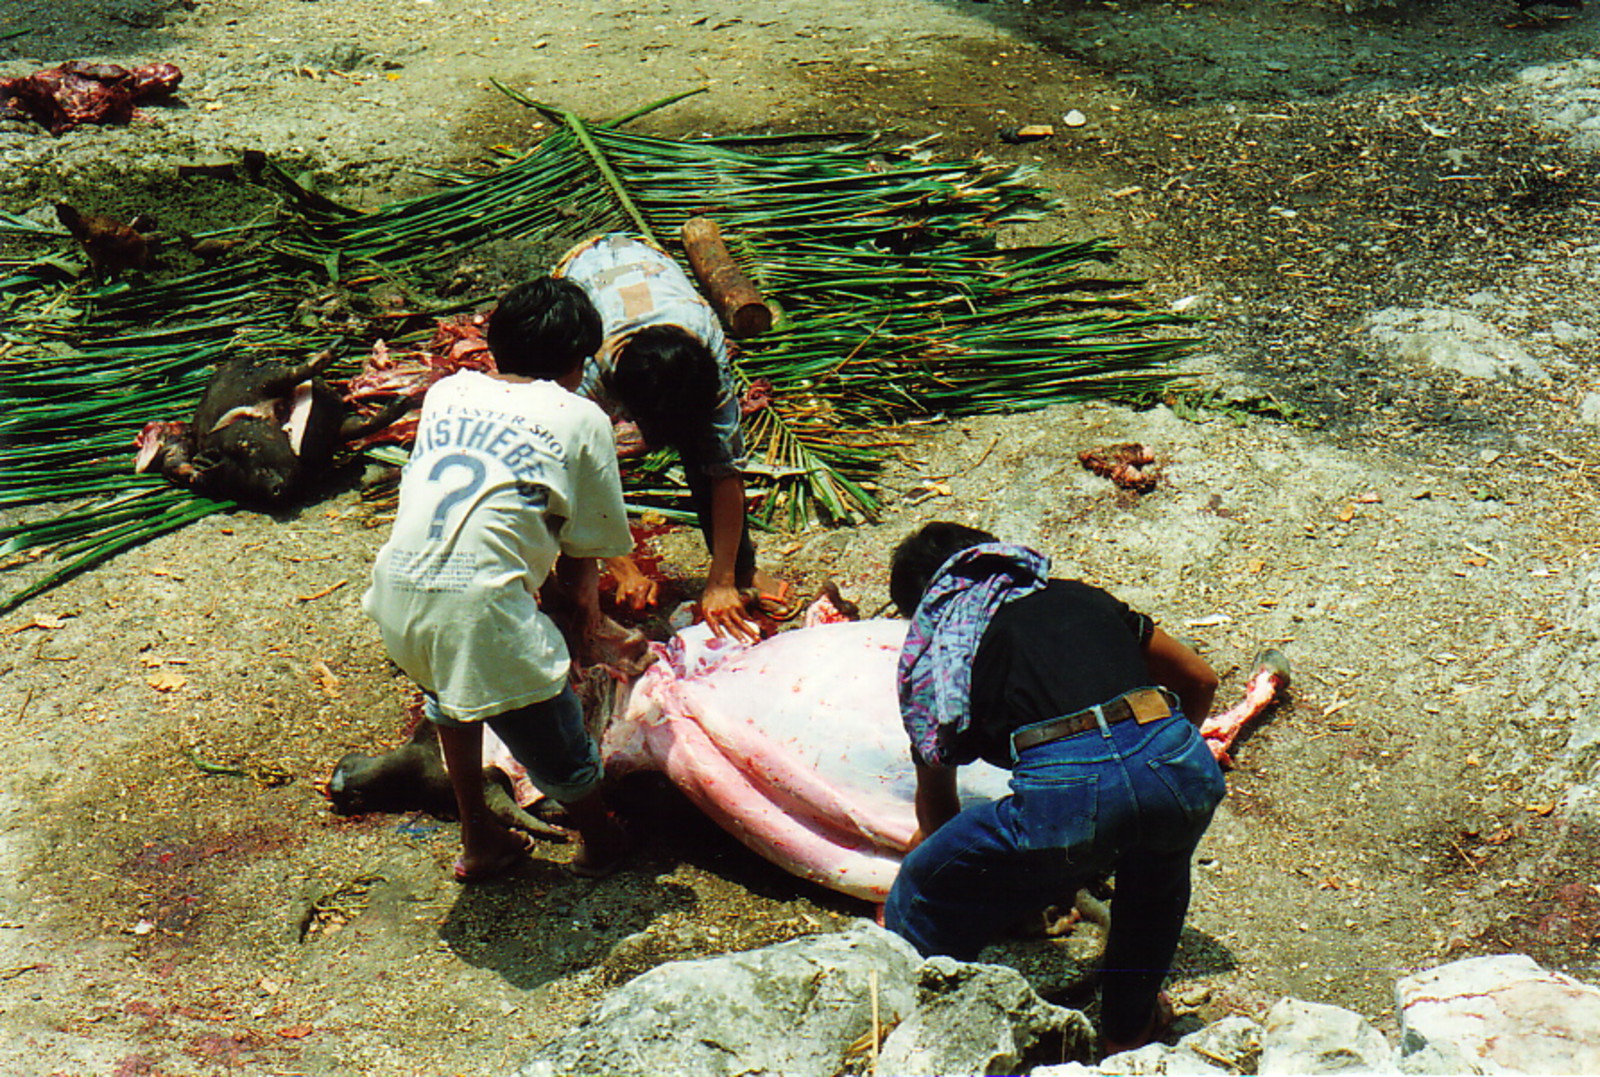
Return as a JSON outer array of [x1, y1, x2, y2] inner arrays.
[[1079, 441, 1160, 492], [0, 61, 182, 135], [340, 313, 498, 450]]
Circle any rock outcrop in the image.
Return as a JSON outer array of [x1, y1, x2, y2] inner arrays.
[[512, 924, 1600, 1077]]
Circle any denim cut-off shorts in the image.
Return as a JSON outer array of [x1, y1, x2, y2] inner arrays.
[[424, 684, 603, 804]]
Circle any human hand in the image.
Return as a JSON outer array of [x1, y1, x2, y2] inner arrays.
[[609, 559, 660, 612], [699, 581, 762, 645]]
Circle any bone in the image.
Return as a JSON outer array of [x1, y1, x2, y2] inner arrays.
[[1199, 648, 1291, 767]]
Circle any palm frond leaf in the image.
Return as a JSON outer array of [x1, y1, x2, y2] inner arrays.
[[0, 100, 1199, 611]]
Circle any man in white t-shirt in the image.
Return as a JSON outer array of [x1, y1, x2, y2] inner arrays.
[[363, 278, 633, 882], [555, 233, 787, 644]]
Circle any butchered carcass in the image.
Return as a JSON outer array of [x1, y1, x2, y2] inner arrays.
[[594, 620, 1283, 901], [598, 620, 1010, 902], [0, 61, 181, 135], [135, 352, 411, 507], [342, 599, 1285, 903], [338, 314, 496, 450]]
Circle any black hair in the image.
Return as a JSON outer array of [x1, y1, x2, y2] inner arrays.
[[603, 325, 720, 446], [889, 521, 999, 617], [486, 277, 603, 379]]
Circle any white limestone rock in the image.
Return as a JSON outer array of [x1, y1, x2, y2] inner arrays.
[[1181, 1016, 1264, 1072], [511, 920, 922, 1077], [877, 955, 1095, 1076], [1395, 954, 1600, 1075], [1098, 1041, 1231, 1075], [1259, 997, 1398, 1074]]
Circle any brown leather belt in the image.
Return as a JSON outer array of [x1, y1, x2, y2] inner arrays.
[[1011, 687, 1175, 755]]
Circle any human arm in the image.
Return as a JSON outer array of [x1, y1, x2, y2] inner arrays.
[[699, 471, 762, 644], [907, 760, 962, 851], [553, 554, 608, 666], [1142, 626, 1219, 725]]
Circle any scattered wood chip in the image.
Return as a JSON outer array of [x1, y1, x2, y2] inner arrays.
[[296, 579, 347, 603], [277, 1024, 315, 1039], [147, 670, 187, 692], [311, 660, 342, 699], [5, 615, 71, 634], [0, 963, 45, 981]]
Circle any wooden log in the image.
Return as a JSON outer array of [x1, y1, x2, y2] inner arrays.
[[681, 216, 773, 339]]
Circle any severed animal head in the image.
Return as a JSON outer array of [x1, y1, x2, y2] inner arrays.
[[190, 421, 305, 507]]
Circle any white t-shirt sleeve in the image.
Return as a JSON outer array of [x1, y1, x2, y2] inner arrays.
[[557, 403, 634, 559]]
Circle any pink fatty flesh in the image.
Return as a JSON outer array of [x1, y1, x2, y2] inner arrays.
[[1200, 665, 1288, 764]]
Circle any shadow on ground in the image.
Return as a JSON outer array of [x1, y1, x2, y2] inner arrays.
[[945, 0, 1596, 104]]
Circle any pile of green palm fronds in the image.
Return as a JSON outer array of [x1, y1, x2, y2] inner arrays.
[[0, 94, 1199, 611]]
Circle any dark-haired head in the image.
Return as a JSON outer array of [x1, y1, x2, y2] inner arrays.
[[889, 521, 1000, 617], [603, 325, 720, 447], [487, 278, 603, 379]]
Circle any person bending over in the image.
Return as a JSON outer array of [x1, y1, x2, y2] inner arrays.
[[883, 522, 1226, 1055], [363, 278, 631, 883], [554, 232, 786, 644]]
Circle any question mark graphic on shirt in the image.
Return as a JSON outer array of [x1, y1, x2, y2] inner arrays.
[[426, 453, 487, 539]]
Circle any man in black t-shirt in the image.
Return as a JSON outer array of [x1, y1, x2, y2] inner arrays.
[[884, 522, 1226, 1056]]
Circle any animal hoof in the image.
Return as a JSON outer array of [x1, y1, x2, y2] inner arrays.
[[1251, 648, 1291, 685]]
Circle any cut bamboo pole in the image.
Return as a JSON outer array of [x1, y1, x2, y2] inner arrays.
[[681, 216, 773, 338]]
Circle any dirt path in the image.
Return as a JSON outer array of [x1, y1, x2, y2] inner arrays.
[[5, 2, 1600, 1074]]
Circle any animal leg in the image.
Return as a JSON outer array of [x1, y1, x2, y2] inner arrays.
[[258, 350, 336, 395], [339, 395, 416, 441], [483, 770, 568, 841]]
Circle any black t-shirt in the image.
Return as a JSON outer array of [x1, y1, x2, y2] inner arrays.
[[957, 579, 1154, 768]]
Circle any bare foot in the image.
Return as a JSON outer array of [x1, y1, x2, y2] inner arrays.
[[454, 829, 535, 883], [568, 812, 631, 878]]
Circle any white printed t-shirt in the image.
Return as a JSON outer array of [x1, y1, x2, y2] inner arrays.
[[362, 371, 632, 721]]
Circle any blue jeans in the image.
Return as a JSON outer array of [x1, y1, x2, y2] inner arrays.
[[426, 684, 603, 803], [885, 698, 1226, 1043]]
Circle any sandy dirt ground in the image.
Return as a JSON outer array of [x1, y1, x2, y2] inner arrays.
[[5, 1, 1600, 1074]]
